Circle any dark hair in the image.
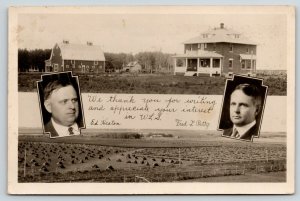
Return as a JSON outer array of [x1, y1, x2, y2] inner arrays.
[[43, 78, 73, 101], [232, 83, 263, 109]]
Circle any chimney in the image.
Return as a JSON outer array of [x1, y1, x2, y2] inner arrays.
[[220, 23, 224, 29]]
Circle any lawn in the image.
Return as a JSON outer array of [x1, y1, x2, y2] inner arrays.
[[18, 73, 287, 95]]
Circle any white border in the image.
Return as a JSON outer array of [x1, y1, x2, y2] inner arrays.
[[8, 5, 295, 194]]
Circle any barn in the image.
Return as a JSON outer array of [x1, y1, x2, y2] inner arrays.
[[173, 23, 257, 77], [45, 41, 105, 73]]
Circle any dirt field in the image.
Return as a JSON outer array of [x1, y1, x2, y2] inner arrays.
[[18, 132, 286, 183]]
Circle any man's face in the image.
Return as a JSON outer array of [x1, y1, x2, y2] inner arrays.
[[230, 89, 257, 127], [45, 85, 79, 127]]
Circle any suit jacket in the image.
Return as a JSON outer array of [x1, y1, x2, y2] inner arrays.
[[44, 120, 59, 138], [223, 123, 259, 141]]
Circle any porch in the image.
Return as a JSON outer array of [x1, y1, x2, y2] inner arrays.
[[173, 51, 223, 77]]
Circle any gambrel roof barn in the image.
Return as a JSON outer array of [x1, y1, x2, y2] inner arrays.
[[45, 41, 105, 73]]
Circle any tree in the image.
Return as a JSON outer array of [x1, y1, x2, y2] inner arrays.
[[18, 49, 51, 72]]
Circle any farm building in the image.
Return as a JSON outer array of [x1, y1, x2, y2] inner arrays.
[[122, 61, 142, 73], [173, 23, 257, 77], [45, 41, 105, 73]]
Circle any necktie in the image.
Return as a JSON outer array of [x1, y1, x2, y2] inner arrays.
[[68, 127, 74, 135], [231, 128, 240, 138]]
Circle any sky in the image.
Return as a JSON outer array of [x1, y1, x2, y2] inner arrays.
[[17, 12, 287, 70]]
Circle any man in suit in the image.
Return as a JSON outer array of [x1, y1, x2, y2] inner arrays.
[[223, 83, 263, 141], [43, 79, 80, 138]]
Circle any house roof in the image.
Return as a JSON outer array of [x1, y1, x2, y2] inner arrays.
[[240, 54, 256, 60], [57, 43, 105, 61], [127, 61, 139, 66], [173, 50, 223, 58], [183, 24, 255, 45]]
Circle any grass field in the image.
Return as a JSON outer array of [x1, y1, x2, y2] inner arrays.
[[18, 73, 287, 95], [18, 130, 286, 183]]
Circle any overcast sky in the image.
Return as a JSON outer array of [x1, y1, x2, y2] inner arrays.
[[17, 13, 287, 70]]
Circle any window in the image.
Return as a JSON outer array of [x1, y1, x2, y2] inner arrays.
[[94, 61, 98, 65], [246, 60, 251, 69], [54, 64, 58, 72], [213, 59, 220, 68], [92, 66, 95, 69], [78, 65, 81, 68], [71, 60, 75, 64], [66, 65, 69, 69], [241, 60, 245, 69], [246, 48, 249, 53], [213, 43, 216, 51], [200, 59, 210, 68], [229, 44, 233, 52], [72, 64, 75, 68], [204, 43, 207, 48], [198, 44, 201, 49], [229, 59, 233, 68], [234, 34, 240, 38], [86, 65, 89, 69]]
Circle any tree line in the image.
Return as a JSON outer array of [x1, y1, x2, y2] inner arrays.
[[18, 49, 174, 73]]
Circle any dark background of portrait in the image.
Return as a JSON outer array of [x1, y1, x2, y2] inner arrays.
[[37, 72, 85, 131], [218, 75, 268, 137]]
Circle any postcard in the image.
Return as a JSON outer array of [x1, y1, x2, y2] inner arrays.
[[8, 6, 295, 194]]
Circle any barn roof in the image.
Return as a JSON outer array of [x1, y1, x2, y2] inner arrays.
[[183, 24, 255, 45], [57, 43, 105, 61]]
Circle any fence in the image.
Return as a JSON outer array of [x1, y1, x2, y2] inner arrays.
[[19, 159, 286, 183]]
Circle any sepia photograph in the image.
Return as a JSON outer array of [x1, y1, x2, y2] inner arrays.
[[219, 75, 268, 142], [37, 72, 85, 138], [8, 6, 295, 194]]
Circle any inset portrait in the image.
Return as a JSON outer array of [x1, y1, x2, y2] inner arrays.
[[218, 75, 268, 142], [37, 72, 85, 138]]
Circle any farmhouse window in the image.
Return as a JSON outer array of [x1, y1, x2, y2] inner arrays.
[[213, 59, 220, 68], [200, 59, 210, 68], [54, 64, 58, 72], [246, 60, 251, 69], [241, 60, 246, 69], [94, 61, 98, 65], [229, 44, 233, 52], [229, 59, 233, 68], [213, 43, 216, 51]]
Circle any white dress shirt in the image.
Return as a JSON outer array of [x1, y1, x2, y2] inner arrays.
[[51, 118, 80, 137]]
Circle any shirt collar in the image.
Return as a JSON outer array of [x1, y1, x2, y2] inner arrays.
[[51, 118, 80, 137], [233, 120, 256, 138]]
